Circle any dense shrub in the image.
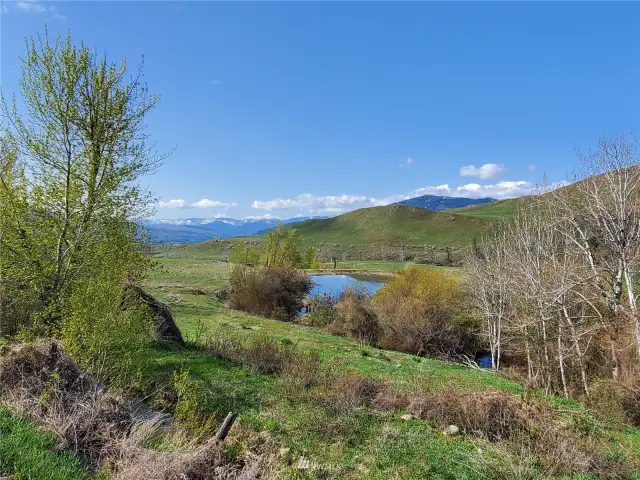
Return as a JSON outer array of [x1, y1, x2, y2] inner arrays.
[[60, 238, 158, 392], [299, 293, 337, 327], [373, 267, 477, 359], [327, 287, 381, 346], [228, 265, 313, 321], [587, 379, 640, 427]]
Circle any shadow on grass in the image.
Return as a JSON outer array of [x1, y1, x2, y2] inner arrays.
[[147, 342, 277, 415]]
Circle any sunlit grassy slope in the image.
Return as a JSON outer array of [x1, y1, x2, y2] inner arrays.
[[292, 204, 496, 246], [142, 258, 640, 479], [448, 198, 519, 219]]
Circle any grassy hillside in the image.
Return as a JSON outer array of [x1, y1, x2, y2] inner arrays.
[[140, 263, 640, 479], [448, 198, 519, 219], [293, 205, 495, 246]]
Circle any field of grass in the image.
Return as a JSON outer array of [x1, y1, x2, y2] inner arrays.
[[0, 408, 93, 480], [449, 198, 519, 219], [144, 295, 525, 479], [315, 260, 423, 272], [140, 257, 640, 479], [293, 204, 497, 247]]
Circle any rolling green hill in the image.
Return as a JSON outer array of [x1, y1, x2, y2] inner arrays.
[[447, 197, 519, 219], [293, 204, 497, 247], [157, 203, 510, 262]]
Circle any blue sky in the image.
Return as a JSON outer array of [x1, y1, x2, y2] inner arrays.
[[2, 1, 639, 219]]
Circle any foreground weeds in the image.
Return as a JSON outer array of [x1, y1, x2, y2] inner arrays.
[[1, 338, 638, 479], [202, 334, 639, 479], [0, 341, 279, 479]]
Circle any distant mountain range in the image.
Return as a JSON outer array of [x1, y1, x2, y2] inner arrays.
[[141, 216, 323, 244], [394, 194, 495, 210]]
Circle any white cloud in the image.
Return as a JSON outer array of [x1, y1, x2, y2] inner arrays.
[[211, 80, 221, 85], [459, 163, 507, 180], [245, 214, 281, 220], [251, 180, 536, 215], [16, 0, 47, 12], [190, 198, 238, 209], [14, 0, 65, 18], [159, 198, 238, 209], [159, 199, 186, 209], [528, 164, 538, 171], [399, 156, 415, 168], [252, 194, 369, 212], [412, 184, 452, 197], [1, 5, 9, 14], [455, 181, 534, 199]]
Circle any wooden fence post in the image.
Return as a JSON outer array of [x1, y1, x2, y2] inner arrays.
[[215, 412, 238, 443]]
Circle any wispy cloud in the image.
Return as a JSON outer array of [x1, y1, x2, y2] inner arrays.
[[528, 164, 538, 171], [16, 0, 47, 12], [399, 156, 414, 168], [459, 163, 507, 180], [244, 214, 281, 220], [252, 194, 370, 213], [1, 4, 9, 14], [191, 198, 238, 209], [211, 80, 221, 85], [158, 199, 186, 209], [158, 198, 238, 209], [14, 0, 65, 18]]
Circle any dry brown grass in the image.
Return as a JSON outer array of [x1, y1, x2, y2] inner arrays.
[[373, 384, 635, 478], [205, 335, 295, 375], [0, 341, 279, 479], [587, 378, 640, 427]]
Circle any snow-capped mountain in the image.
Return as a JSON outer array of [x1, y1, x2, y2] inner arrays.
[[140, 217, 324, 244]]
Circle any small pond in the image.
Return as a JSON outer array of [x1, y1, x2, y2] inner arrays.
[[310, 274, 386, 298]]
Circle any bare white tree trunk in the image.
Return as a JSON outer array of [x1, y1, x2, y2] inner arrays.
[[562, 305, 589, 396], [557, 318, 569, 398]]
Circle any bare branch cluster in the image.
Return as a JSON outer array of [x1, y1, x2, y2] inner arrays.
[[465, 133, 640, 397]]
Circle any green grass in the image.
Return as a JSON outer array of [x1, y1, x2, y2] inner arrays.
[[151, 340, 497, 478], [146, 257, 231, 292], [140, 260, 640, 478], [154, 291, 519, 394], [314, 260, 449, 272], [0, 408, 93, 480], [448, 198, 519, 219], [292, 204, 497, 247]]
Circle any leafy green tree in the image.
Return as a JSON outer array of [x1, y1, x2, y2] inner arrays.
[[301, 246, 320, 269], [0, 134, 38, 335], [262, 224, 302, 268], [1, 29, 163, 329], [228, 246, 260, 266]]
